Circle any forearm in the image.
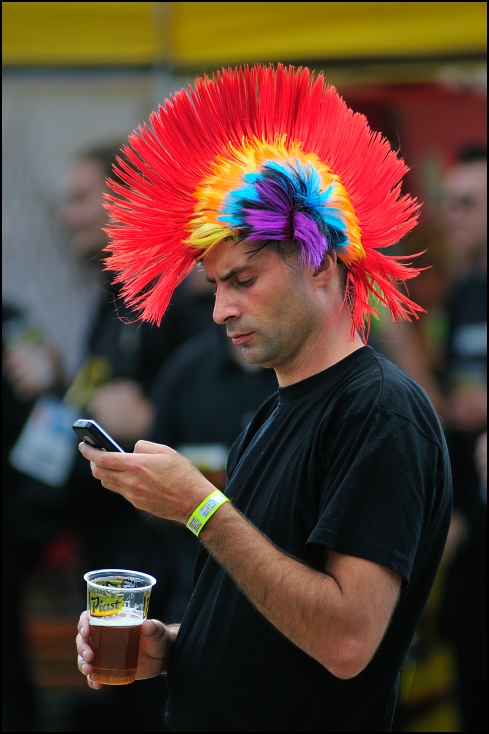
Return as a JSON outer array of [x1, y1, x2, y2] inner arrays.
[[199, 502, 364, 678]]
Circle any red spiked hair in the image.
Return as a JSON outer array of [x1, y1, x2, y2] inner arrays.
[[104, 64, 423, 339]]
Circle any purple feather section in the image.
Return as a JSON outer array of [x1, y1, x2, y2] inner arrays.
[[243, 208, 288, 239], [240, 175, 329, 268], [293, 211, 328, 267]]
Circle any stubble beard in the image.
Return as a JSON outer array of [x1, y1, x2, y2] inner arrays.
[[239, 316, 312, 372]]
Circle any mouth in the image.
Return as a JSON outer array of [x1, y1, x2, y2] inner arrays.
[[228, 332, 253, 345]]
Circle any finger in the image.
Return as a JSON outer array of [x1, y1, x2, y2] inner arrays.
[[134, 440, 172, 455], [87, 674, 103, 690], [77, 611, 90, 636], [76, 633, 94, 662], [78, 442, 104, 460], [78, 442, 120, 464], [77, 654, 93, 676], [78, 443, 125, 473]]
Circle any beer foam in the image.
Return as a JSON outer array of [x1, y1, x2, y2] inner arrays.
[[89, 612, 143, 627]]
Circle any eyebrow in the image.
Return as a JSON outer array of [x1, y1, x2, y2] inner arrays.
[[205, 265, 252, 284]]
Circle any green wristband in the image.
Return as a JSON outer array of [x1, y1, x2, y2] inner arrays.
[[186, 490, 230, 537]]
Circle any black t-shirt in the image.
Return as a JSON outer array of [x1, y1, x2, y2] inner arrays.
[[166, 347, 452, 732]]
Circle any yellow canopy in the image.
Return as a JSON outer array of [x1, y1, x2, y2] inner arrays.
[[2, 2, 486, 68]]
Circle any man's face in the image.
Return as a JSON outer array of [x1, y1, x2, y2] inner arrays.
[[58, 158, 109, 259], [439, 160, 487, 265], [203, 239, 324, 377]]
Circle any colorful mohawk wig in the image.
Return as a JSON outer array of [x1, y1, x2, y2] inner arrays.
[[104, 63, 424, 339]]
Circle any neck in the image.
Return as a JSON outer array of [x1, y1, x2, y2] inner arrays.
[[275, 312, 364, 387]]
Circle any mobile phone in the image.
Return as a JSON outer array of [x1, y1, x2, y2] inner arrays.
[[72, 419, 125, 452]]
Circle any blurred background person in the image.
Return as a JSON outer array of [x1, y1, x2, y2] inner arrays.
[[392, 144, 487, 732], [5, 142, 215, 732], [57, 142, 164, 446], [7, 142, 168, 570], [56, 143, 217, 446], [10, 141, 215, 571], [438, 144, 487, 733]]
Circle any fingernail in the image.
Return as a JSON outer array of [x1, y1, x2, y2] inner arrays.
[[90, 462, 95, 471]]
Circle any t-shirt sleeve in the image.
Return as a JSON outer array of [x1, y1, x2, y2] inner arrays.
[[306, 407, 439, 584]]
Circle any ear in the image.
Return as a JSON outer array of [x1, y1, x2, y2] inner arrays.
[[312, 251, 338, 288]]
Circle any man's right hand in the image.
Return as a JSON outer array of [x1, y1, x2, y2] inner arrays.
[[76, 611, 178, 689]]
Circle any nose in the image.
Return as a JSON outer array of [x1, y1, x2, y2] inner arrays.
[[213, 285, 241, 324]]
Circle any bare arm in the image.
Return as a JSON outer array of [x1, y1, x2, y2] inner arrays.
[[79, 440, 402, 679], [199, 502, 401, 679]]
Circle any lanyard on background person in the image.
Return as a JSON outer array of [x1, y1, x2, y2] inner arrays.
[[10, 357, 112, 488]]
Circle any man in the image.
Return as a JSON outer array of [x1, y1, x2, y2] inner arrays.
[[438, 145, 487, 733], [14, 144, 187, 732], [57, 143, 166, 444], [440, 145, 487, 434], [75, 64, 452, 731]]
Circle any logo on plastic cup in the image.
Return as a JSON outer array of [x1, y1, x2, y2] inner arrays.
[[89, 590, 124, 616]]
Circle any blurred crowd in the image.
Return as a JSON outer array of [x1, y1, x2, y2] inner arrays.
[[2, 140, 486, 732]]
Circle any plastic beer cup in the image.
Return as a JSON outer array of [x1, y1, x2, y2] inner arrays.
[[84, 568, 157, 685]]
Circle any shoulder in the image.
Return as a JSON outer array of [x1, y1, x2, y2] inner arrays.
[[366, 349, 432, 407], [325, 347, 445, 446], [349, 344, 424, 390], [325, 346, 429, 407]]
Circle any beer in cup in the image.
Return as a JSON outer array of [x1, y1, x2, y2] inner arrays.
[[84, 568, 156, 685]]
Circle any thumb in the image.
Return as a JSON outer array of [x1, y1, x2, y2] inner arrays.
[[133, 440, 173, 455], [140, 619, 168, 641]]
